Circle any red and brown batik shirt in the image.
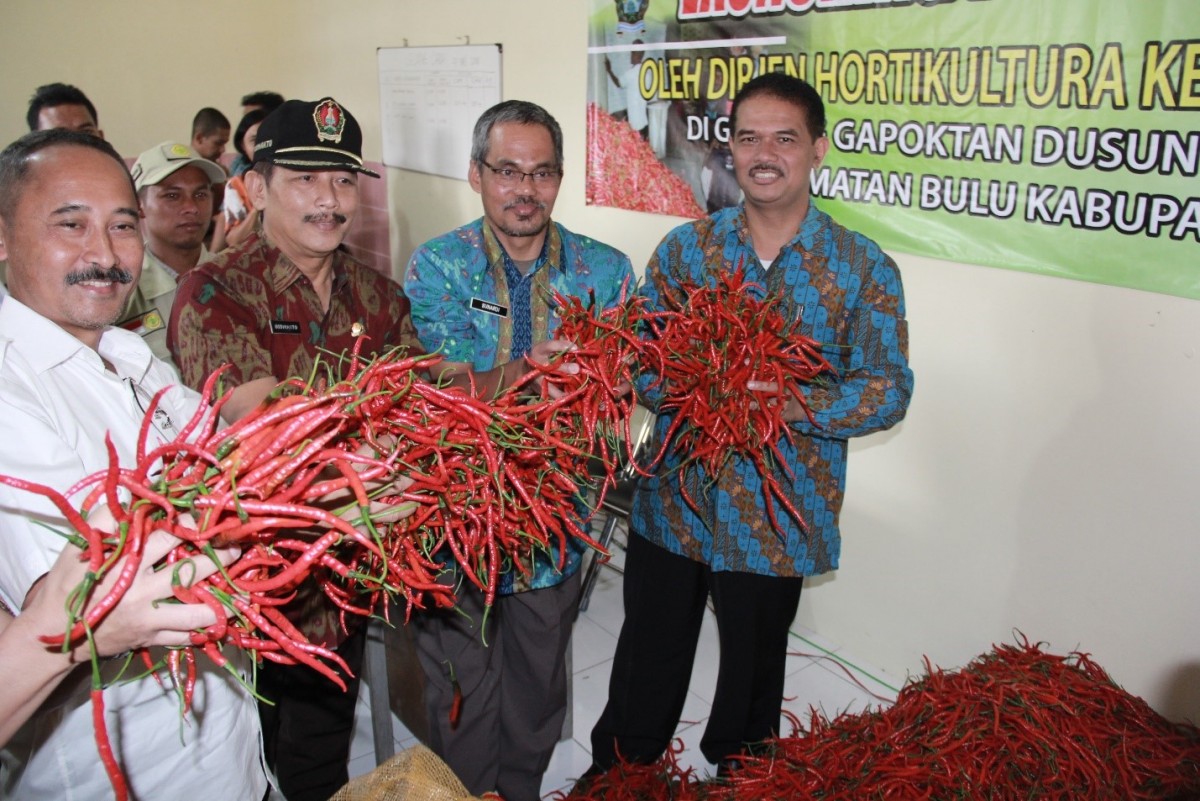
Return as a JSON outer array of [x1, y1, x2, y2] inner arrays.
[[168, 230, 420, 391]]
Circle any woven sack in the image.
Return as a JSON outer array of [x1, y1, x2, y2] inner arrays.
[[330, 744, 490, 801]]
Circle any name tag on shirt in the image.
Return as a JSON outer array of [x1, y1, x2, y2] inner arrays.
[[470, 298, 508, 317], [127, 377, 177, 436], [270, 320, 301, 335], [120, 309, 165, 337], [151, 406, 177, 434]]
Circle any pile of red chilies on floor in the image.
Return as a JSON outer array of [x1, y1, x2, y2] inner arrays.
[[638, 264, 837, 535], [562, 638, 1200, 800]]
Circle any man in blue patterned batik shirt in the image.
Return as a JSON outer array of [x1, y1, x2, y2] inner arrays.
[[587, 72, 915, 779], [404, 99, 634, 801]]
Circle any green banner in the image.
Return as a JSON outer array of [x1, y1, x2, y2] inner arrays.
[[587, 0, 1199, 299]]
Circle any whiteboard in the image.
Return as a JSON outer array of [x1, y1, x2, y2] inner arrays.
[[377, 44, 503, 180]]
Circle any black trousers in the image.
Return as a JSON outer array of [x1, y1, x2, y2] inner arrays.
[[590, 533, 803, 767], [258, 623, 366, 801], [411, 572, 580, 801]]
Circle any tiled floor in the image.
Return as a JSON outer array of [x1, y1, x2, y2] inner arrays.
[[344, 525, 904, 798]]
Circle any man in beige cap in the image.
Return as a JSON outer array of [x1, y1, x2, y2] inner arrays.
[[121, 141, 224, 365]]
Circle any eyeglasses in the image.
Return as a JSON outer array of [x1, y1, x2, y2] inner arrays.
[[479, 160, 562, 187]]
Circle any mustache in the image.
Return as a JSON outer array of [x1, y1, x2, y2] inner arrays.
[[303, 212, 348, 225], [65, 265, 135, 285], [750, 163, 783, 173], [504, 196, 547, 212]]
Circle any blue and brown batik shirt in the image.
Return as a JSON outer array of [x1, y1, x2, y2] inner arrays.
[[631, 202, 914, 578], [405, 217, 635, 594]]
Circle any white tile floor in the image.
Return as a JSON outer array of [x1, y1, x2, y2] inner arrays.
[[344, 526, 905, 799]]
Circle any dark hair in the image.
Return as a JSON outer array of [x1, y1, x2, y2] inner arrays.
[[192, 107, 231, 137], [240, 91, 284, 113], [730, 72, 827, 142], [0, 129, 132, 220], [26, 82, 99, 131], [470, 100, 563, 167], [234, 108, 270, 160], [250, 160, 276, 185]]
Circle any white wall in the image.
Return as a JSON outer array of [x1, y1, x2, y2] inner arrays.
[[3, 0, 1197, 722], [825, 253, 1200, 721]]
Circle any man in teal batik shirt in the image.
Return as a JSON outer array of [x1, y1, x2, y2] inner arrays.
[[404, 99, 633, 801]]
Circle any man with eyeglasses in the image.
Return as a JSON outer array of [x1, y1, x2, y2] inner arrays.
[[404, 99, 633, 801]]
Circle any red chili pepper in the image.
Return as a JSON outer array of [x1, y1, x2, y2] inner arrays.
[[90, 686, 129, 801], [450, 673, 463, 731]]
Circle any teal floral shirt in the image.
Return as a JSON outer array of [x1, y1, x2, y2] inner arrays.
[[405, 218, 635, 594], [632, 202, 914, 578]]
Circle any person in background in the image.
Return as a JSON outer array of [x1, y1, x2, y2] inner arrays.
[[404, 99, 634, 801], [619, 42, 649, 141], [586, 72, 914, 780], [213, 107, 270, 252], [0, 127, 267, 800], [168, 97, 421, 801], [228, 107, 269, 179], [188, 108, 232, 252], [191, 106, 231, 163], [121, 141, 225, 366], [25, 82, 102, 138], [240, 89, 285, 117]]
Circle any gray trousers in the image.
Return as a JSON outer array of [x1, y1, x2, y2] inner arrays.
[[411, 571, 580, 801]]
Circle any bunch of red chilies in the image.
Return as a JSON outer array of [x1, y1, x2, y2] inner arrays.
[[1, 272, 834, 799], [639, 264, 837, 536], [560, 638, 1200, 800], [0, 288, 648, 800]]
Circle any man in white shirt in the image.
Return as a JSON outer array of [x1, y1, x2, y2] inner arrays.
[[0, 128, 267, 800], [123, 141, 225, 365]]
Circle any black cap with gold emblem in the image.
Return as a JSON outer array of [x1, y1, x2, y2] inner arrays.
[[252, 97, 379, 177]]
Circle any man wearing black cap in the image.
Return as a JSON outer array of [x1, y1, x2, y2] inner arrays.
[[167, 97, 421, 801]]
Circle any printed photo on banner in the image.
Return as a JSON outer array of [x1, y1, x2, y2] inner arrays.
[[586, 0, 1199, 300]]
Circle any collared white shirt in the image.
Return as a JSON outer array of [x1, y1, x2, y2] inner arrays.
[[0, 298, 267, 800]]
